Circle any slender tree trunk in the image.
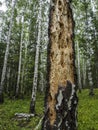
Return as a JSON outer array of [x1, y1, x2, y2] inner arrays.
[[40, 72, 44, 93], [77, 42, 82, 92], [6, 67, 10, 94], [20, 41, 28, 96], [16, 16, 24, 98], [0, 0, 17, 103], [30, 0, 42, 114], [87, 59, 94, 96], [42, 0, 78, 130], [84, 0, 94, 96], [82, 59, 86, 88]]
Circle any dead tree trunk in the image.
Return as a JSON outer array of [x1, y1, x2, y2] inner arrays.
[[42, 0, 78, 130], [0, 0, 17, 103], [30, 0, 42, 114]]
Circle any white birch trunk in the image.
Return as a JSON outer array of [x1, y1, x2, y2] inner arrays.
[[0, 0, 17, 103], [40, 72, 44, 93], [30, 0, 42, 113], [77, 42, 82, 92], [90, 0, 96, 13], [82, 59, 86, 88], [6, 67, 10, 94], [20, 40, 28, 95], [16, 16, 24, 97], [87, 59, 93, 95]]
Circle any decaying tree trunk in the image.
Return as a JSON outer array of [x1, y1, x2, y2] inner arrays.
[[42, 0, 78, 130], [30, 0, 42, 114], [0, 0, 17, 103]]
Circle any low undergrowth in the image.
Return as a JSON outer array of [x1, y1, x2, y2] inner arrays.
[[0, 94, 44, 130], [0, 89, 98, 130], [78, 89, 98, 130]]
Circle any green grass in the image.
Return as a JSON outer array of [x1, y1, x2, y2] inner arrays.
[[0, 94, 44, 130], [0, 89, 98, 130], [78, 89, 98, 130]]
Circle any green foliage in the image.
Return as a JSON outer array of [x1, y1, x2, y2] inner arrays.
[[0, 94, 44, 130], [0, 90, 98, 130], [78, 89, 98, 130]]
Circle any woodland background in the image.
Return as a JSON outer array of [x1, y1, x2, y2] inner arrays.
[[0, 0, 98, 130]]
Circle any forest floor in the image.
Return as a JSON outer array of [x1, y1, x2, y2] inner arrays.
[[0, 89, 98, 130]]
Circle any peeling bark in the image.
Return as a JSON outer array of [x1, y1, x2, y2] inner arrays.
[[42, 0, 78, 130]]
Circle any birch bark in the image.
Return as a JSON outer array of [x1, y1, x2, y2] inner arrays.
[[82, 59, 86, 88], [84, 0, 94, 96], [20, 40, 28, 96], [30, 0, 42, 114], [16, 16, 24, 97], [0, 0, 17, 103], [77, 42, 82, 92]]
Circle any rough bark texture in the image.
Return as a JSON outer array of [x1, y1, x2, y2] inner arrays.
[[42, 0, 78, 130], [0, 0, 17, 103]]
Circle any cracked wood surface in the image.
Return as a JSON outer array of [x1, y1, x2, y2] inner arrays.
[[49, 0, 75, 125]]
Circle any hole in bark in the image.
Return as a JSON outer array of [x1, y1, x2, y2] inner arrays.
[[61, 62, 64, 67], [49, 93, 52, 101], [70, 53, 73, 60], [58, 0, 62, 5], [50, 113, 53, 117], [58, 44, 60, 49], [51, 51, 54, 58], [66, 38, 69, 43], [52, 7, 55, 12], [59, 32, 62, 39], [59, 7, 62, 12], [61, 51, 64, 67], [68, 13, 70, 18], [59, 23, 63, 28]]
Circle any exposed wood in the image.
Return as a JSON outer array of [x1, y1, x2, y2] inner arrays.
[[42, 0, 78, 129]]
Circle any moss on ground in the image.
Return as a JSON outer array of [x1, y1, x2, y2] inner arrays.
[[0, 89, 98, 130]]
